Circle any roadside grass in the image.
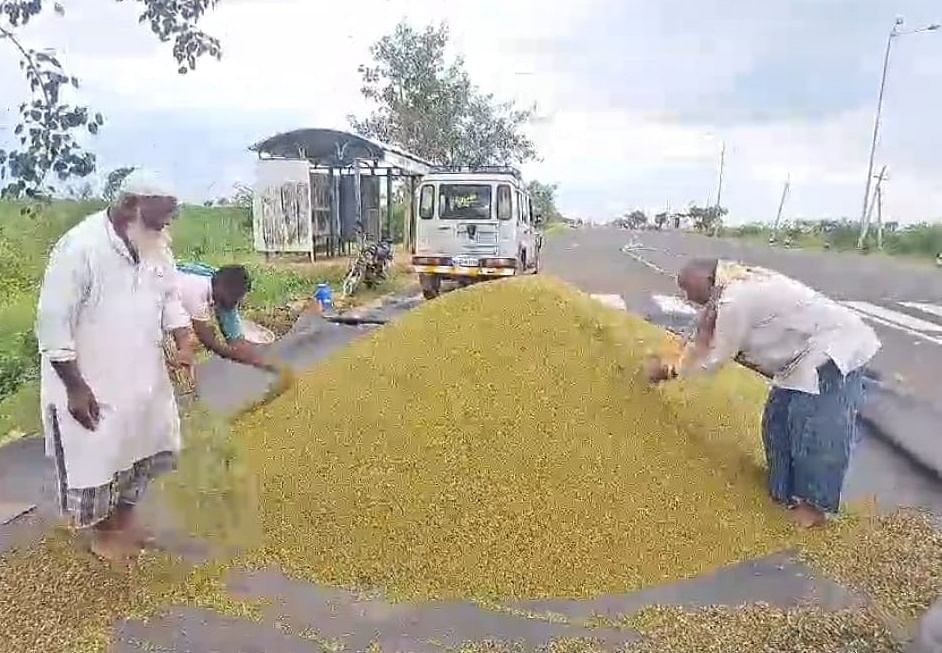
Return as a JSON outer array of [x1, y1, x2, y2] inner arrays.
[[0, 200, 406, 444], [726, 221, 942, 262], [543, 221, 570, 238]]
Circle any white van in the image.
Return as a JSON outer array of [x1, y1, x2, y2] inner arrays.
[[411, 166, 542, 299]]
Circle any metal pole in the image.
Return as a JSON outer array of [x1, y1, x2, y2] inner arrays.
[[771, 176, 790, 242], [386, 173, 393, 241], [712, 142, 726, 236], [859, 165, 886, 248], [876, 183, 884, 250], [353, 160, 362, 242], [859, 24, 896, 249], [715, 142, 726, 208], [407, 177, 416, 253]]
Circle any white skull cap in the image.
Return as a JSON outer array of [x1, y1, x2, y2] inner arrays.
[[118, 168, 175, 198]]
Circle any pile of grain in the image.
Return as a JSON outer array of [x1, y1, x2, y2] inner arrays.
[[2, 276, 941, 652], [236, 276, 793, 599]]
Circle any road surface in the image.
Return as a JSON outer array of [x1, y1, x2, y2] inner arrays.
[[544, 227, 942, 410], [543, 226, 942, 513]]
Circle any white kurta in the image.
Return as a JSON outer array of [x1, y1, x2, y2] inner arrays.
[[681, 270, 881, 393], [36, 211, 191, 489]]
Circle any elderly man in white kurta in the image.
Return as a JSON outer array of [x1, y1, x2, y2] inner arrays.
[[37, 171, 194, 562]]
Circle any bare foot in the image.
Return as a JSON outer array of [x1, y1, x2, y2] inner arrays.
[[127, 526, 159, 549], [113, 504, 159, 549], [791, 503, 827, 528]]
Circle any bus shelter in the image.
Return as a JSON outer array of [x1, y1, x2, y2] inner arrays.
[[249, 128, 432, 260]]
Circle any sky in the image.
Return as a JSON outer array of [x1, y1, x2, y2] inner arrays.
[[2, 0, 941, 224]]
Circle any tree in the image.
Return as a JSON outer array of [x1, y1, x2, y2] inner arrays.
[[686, 204, 728, 232], [231, 183, 253, 209], [527, 180, 562, 223], [350, 22, 536, 167], [1, 1, 222, 200], [624, 209, 647, 229], [654, 211, 669, 230], [102, 166, 136, 201]]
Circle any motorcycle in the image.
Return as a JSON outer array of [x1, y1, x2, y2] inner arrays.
[[342, 237, 394, 297]]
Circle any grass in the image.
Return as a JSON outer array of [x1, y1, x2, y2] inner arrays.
[[0, 200, 406, 443], [543, 221, 570, 238], [726, 220, 942, 261]]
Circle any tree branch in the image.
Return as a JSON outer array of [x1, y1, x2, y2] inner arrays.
[[0, 23, 53, 107]]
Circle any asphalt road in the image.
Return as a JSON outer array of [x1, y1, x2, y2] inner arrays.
[[544, 227, 942, 410], [543, 226, 942, 513]]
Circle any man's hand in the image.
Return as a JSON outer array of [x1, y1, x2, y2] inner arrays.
[[173, 345, 196, 386], [170, 327, 196, 383], [67, 382, 100, 430], [50, 360, 100, 430]]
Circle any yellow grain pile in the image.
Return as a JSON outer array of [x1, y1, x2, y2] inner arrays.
[[2, 276, 941, 653], [236, 276, 793, 600]]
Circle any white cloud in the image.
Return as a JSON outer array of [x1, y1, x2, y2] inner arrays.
[[2, 0, 940, 223]]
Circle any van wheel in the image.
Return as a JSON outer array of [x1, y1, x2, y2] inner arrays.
[[420, 273, 441, 299]]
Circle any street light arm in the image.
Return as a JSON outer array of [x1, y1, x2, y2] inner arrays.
[[894, 23, 941, 35]]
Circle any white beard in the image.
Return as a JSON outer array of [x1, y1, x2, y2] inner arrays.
[[126, 219, 172, 265]]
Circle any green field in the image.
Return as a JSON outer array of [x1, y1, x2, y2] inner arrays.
[[0, 200, 365, 443]]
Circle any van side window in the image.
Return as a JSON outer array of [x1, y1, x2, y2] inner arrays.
[[419, 185, 435, 220], [516, 191, 527, 224], [497, 184, 512, 220]]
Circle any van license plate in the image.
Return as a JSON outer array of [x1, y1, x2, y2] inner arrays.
[[453, 256, 479, 268]]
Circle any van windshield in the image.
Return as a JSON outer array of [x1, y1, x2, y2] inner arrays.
[[439, 184, 492, 220]]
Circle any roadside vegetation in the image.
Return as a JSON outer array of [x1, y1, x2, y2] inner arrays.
[[610, 207, 941, 263], [0, 199, 404, 443], [726, 219, 942, 261]]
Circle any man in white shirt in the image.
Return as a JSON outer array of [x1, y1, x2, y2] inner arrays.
[[36, 171, 194, 562], [174, 262, 275, 372], [647, 258, 881, 528]]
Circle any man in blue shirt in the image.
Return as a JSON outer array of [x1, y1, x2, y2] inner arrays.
[[176, 263, 277, 373]]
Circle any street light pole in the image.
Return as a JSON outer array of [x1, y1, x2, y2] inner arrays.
[[858, 21, 897, 249], [858, 17, 940, 249]]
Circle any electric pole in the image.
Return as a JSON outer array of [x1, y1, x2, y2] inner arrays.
[[712, 142, 726, 236], [858, 165, 888, 249], [770, 176, 791, 242], [876, 173, 888, 250], [857, 17, 939, 248]]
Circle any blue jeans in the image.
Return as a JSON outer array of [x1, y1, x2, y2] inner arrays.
[[761, 360, 866, 513]]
